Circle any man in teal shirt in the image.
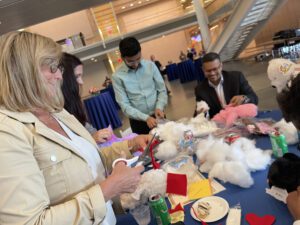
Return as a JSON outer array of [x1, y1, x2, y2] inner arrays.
[[112, 37, 168, 134]]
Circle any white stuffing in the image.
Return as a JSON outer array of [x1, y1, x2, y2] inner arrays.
[[189, 114, 218, 137], [155, 141, 178, 160], [199, 139, 231, 173], [155, 116, 217, 144], [209, 161, 254, 188], [120, 169, 167, 209], [196, 100, 210, 112], [156, 121, 193, 143], [195, 137, 271, 188], [273, 118, 298, 144]]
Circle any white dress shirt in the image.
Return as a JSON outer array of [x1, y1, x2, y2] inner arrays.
[[294, 220, 300, 225], [208, 75, 226, 108]]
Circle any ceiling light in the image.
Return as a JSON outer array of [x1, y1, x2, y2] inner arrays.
[[130, 3, 134, 7], [138, 1, 142, 4], [121, 6, 126, 9], [91, 58, 95, 61], [210, 25, 219, 30]]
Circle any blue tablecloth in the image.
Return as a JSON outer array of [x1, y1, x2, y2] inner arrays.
[[83, 92, 122, 130], [177, 60, 197, 83], [166, 63, 179, 81], [194, 57, 205, 82], [100, 85, 120, 110], [117, 110, 298, 225]]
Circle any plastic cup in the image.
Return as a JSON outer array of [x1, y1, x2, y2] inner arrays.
[[130, 204, 151, 225]]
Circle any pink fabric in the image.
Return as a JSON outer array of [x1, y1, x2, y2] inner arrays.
[[212, 104, 258, 127]]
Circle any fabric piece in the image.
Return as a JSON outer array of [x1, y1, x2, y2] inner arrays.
[[212, 103, 258, 127], [169, 204, 184, 224], [166, 173, 187, 196], [245, 213, 276, 225], [188, 179, 212, 200]]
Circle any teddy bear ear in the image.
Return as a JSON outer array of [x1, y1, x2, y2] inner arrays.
[[282, 152, 300, 161]]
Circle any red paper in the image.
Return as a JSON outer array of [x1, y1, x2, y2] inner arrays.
[[166, 173, 187, 196], [245, 213, 276, 225]]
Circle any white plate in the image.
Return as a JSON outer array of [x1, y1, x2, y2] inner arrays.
[[190, 196, 229, 222]]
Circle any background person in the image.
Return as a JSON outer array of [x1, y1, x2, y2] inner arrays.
[[0, 31, 152, 225], [150, 54, 171, 95], [61, 53, 112, 143], [112, 37, 168, 134], [194, 52, 258, 117]]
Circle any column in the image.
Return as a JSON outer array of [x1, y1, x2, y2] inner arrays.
[[193, 0, 211, 51]]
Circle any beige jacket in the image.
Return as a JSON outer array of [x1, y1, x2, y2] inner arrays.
[[0, 109, 132, 225]]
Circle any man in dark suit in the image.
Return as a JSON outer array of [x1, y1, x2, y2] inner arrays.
[[195, 52, 258, 118]]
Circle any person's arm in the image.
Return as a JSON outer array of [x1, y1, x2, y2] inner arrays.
[[112, 75, 149, 121], [152, 63, 167, 112], [238, 72, 258, 105], [100, 135, 152, 173], [0, 123, 107, 225], [287, 187, 300, 224]]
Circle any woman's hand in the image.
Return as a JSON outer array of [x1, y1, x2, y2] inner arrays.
[[92, 128, 113, 143], [99, 162, 144, 201], [128, 135, 153, 151], [287, 187, 300, 220]]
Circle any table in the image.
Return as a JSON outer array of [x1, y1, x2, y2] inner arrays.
[[194, 58, 205, 82], [166, 63, 179, 81], [177, 60, 197, 83], [83, 92, 122, 130], [100, 84, 120, 110], [117, 110, 298, 225]]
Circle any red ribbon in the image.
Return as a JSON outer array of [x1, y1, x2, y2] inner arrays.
[[149, 139, 161, 169]]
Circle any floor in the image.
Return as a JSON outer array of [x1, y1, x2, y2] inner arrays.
[[115, 59, 278, 135]]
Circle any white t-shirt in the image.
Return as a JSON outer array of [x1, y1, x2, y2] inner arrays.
[[54, 118, 116, 225]]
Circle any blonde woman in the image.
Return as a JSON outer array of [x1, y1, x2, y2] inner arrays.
[[0, 31, 151, 225]]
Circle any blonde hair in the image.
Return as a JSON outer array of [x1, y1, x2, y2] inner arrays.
[[0, 31, 64, 112]]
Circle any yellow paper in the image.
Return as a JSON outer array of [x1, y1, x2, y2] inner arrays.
[[188, 179, 212, 200]]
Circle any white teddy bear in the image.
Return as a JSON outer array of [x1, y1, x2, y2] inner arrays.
[[267, 58, 300, 93]]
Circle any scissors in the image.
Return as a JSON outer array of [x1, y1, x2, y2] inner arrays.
[[112, 134, 157, 168]]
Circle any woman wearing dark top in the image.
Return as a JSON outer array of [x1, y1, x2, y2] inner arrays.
[[61, 53, 112, 143]]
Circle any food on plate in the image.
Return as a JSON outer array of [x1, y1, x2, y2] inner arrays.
[[197, 201, 211, 218]]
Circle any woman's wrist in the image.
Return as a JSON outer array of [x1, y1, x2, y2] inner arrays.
[[99, 176, 118, 202]]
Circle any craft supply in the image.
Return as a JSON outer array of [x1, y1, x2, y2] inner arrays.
[[166, 173, 187, 196], [111, 133, 157, 168], [169, 204, 185, 224], [245, 213, 276, 225], [149, 194, 171, 225], [188, 179, 212, 200], [226, 204, 241, 225], [269, 131, 288, 157]]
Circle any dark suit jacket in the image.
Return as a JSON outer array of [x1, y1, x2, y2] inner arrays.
[[194, 70, 258, 118]]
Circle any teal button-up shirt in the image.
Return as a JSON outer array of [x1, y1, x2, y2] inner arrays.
[[112, 60, 168, 121]]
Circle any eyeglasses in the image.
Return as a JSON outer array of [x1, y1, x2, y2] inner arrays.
[[124, 58, 141, 66], [49, 63, 64, 74]]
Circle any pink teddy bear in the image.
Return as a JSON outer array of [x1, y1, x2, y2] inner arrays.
[[212, 103, 258, 127]]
